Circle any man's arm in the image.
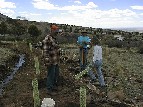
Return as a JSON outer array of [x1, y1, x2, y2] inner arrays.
[[84, 37, 92, 49], [42, 37, 50, 66]]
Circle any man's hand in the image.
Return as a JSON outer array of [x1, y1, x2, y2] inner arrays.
[[44, 58, 50, 66], [79, 45, 83, 48], [82, 41, 87, 45]]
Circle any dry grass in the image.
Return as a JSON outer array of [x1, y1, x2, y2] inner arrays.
[[1, 42, 143, 106], [61, 44, 143, 103]]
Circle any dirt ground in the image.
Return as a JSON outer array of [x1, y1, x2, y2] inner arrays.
[[0, 42, 143, 107]]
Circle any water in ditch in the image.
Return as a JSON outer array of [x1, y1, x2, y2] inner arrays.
[[0, 54, 25, 95]]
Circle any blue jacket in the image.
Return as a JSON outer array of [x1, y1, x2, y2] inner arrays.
[[77, 35, 91, 48]]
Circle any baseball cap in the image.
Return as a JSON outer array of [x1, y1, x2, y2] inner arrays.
[[51, 25, 59, 32]]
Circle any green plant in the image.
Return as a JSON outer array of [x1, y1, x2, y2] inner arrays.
[[29, 43, 33, 52], [10, 21, 26, 36], [32, 78, 40, 107], [80, 86, 86, 107], [34, 56, 40, 75], [107, 39, 124, 48], [15, 40, 18, 48], [75, 63, 92, 80], [28, 25, 41, 37], [0, 21, 7, 35]]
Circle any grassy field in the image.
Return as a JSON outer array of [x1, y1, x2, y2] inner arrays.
[[102, 47, 143, 101]]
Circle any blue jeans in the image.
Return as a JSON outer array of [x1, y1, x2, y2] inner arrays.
[[47, 64, 59, 91], [79, 48, 88, 71], [87, 60, 105, 86]]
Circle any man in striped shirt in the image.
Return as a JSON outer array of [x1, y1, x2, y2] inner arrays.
[[42, 25, 61, 94]]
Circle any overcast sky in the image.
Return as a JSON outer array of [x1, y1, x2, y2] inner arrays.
[[0, 0, 143, 28]]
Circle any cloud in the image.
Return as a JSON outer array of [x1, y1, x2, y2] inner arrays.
[[46, 12, 52, 14], [140, 13, 143, 15], [32, 0, 58, 10], [15, 11, 42, 21], [18, 11, 29, 17], [87, 2, 97, 8], [130, 6, 143, 10], [0, 8, 15, 16], [18, 11, 27, 14], [46, 8, 141, 28], [60, 12, 67, 15], [0, 0, 16, 17], [0, 0, 16, 8], [30, 13, 41, 16], [32, 0, 97, 10], [74, 1, 81, 4], [107, 8, 137, 17], [0, 0, 141, 28], [18, 11, 41, 17], [58, 2, 97, 11]]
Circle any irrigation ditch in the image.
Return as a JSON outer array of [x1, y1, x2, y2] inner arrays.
[[0, 54, 25, 95]]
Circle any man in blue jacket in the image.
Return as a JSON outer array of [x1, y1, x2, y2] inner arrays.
[[77, 30, 91, 71]]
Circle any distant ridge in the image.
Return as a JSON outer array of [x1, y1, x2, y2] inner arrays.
[[0, 13, 12, 21], [108, 27, 143, 33]]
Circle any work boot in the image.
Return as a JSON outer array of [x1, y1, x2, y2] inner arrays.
[[47, 89, 52, 95], [99, 85, 107, 99], [52, 87, 58, 91], [47, 90, 57, 96]]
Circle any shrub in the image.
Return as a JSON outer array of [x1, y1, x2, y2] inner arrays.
[[138, 45, 143, 54], [28, 25, 41, 37], [107, 39, 124, 48], [0, 21, 7, 35]]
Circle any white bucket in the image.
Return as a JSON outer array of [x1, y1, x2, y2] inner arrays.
[[41, 98, 55, 107]]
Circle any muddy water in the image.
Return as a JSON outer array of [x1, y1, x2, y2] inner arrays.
[[0, 54, 25, 95]]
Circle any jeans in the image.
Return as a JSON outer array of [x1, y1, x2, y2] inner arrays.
[[87, 60, 105, 86], [47, 64, 59, 91], [79, 48, 88, 71]]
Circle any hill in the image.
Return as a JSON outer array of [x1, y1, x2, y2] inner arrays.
[[0, 13, 8, 20], [0, 13, 143, 107], [0, 13, 143, 45], [111, 27, 143, 33]]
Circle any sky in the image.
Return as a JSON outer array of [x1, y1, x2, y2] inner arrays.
[[0, 0, 143, 28]]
